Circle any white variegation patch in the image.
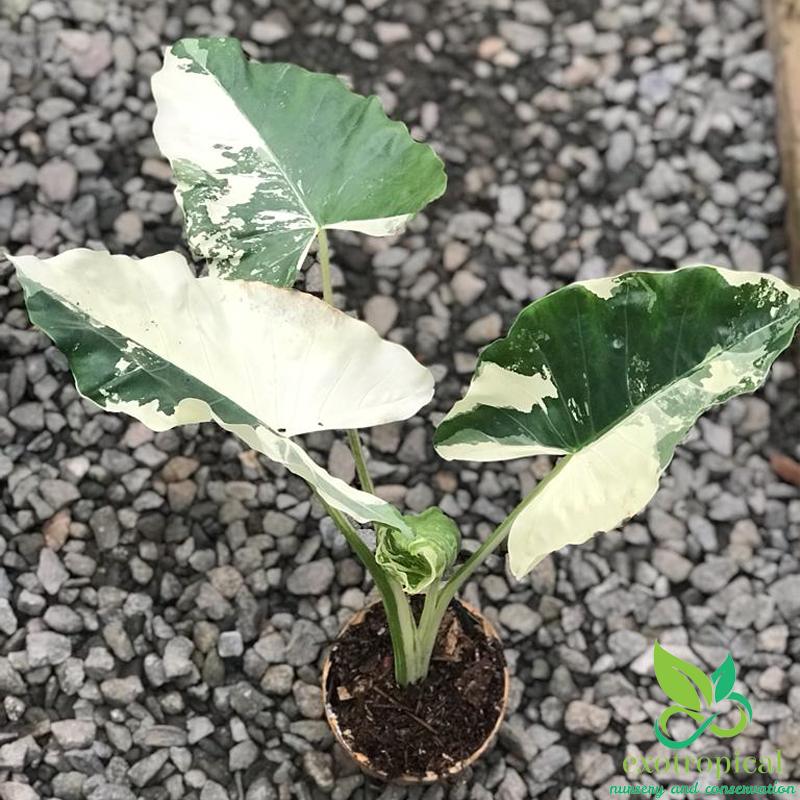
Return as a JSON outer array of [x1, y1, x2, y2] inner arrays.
[[327, 214, 413, 237], [445, 362, 559, 417], [507, 409, 663, 578], [581, 275, 619, 300]]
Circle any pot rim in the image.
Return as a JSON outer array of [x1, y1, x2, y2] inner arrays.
[[321, 598, 510, 785]]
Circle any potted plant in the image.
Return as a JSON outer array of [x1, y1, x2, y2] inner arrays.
[[7, 36, 800, 784]]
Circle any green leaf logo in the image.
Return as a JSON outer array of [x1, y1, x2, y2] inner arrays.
[[653, 640, 713, 711], [652, 641, 752, 749], [711, 652, 736, 703]]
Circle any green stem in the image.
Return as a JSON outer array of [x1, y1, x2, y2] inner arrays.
[[407, 583, 442, 683], [317, 495, 414, 684], [317, 230, 375, 496], [317, 228, 333, 305], [436, 454, 574, 614], [397, 457, 573, 683], [346, 429, 374, 494]]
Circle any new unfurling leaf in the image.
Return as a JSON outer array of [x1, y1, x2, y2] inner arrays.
[[375, 508, 461, 594]]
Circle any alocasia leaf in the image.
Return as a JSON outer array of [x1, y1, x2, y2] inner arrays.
[[9, 248, 435, 534], [151, 37, 446, 286], [711, 653, 736, 703], [654, 641, 713, 711], [433, 266, 800, 578], [375, 508, 461, 594]]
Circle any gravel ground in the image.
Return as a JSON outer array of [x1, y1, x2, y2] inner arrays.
[[2, 0, 800, 799]]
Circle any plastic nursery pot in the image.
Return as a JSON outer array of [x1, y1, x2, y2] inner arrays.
[[321, 598, 509, 785]]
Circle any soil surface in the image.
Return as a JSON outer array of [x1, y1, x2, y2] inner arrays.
[[325, 601, 507, 780]]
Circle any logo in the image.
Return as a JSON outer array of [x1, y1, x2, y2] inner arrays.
[[653, 640, 752, 749]]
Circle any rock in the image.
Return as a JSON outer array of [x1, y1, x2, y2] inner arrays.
[[100, 676, 144, 706], [363, 295, 399, 336], [285, 619, 326, 666], [0, 598, 18, 636], [103, 621, 134, 662], [44, 606, 83, 634], [606, 130, 635, 172], [128, 750, 169, 788], [451, 271, 487, 305], [286, 558, 335, 595], [250, 11, 293, 44], [59, 30, 113, 79], [498, 20, 546, 53], [652, 548, 693, 582], [38, 548, 68, 595], [375, 21, 411, 44], [261, 664, 294, 695], [690, 557, 738, 593], [499, 603, 542, 636], [9, 402, 44, 431], [302, 751, 334, 792], [51, 719, 97, 749], [497, 185, 525, 220], [465, 312, 502, 344], [497, 768, 527, 800], [27, 631, 71, 667], [84, 647, 115, 680], [161, 456, 199, 482], [113, 210, 143, 245], [39, 479, 80, 510], [163, 636, 195, 679], [565, 700, 611, 734], [135, 725, 187, 747], [769, 575, 800, 620], [0, 783, 39, 800], [607, 630, 648, 664], [229, 740, 260, 771], [294, 682, 324, 719], [253, 633, 286, 664], [327, 440, 356, 483], [218, 631, 244, 658], [90, 506, 120, 550], [38, 159, 78, 203], [0, 658, 25, 695], [187, 716, 215, 745], [530, 744, 571, 781]]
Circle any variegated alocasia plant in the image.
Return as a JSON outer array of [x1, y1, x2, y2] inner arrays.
[[7, 36, 800, 688]]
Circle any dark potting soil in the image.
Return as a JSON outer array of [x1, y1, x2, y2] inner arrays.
[[325, 600, 507, 779]]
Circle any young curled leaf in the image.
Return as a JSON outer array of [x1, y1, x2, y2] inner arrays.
[[375, 508, 461, 594]]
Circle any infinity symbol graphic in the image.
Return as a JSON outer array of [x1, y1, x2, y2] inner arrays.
[[654, 693, 752, 749]]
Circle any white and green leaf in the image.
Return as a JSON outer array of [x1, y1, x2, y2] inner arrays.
[[434, 266, 800, 578], [151, 37, 446, 286], [10, 248, 435, 533]]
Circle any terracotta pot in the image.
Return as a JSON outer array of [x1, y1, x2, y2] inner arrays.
[[321, 599, 509, 785]]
